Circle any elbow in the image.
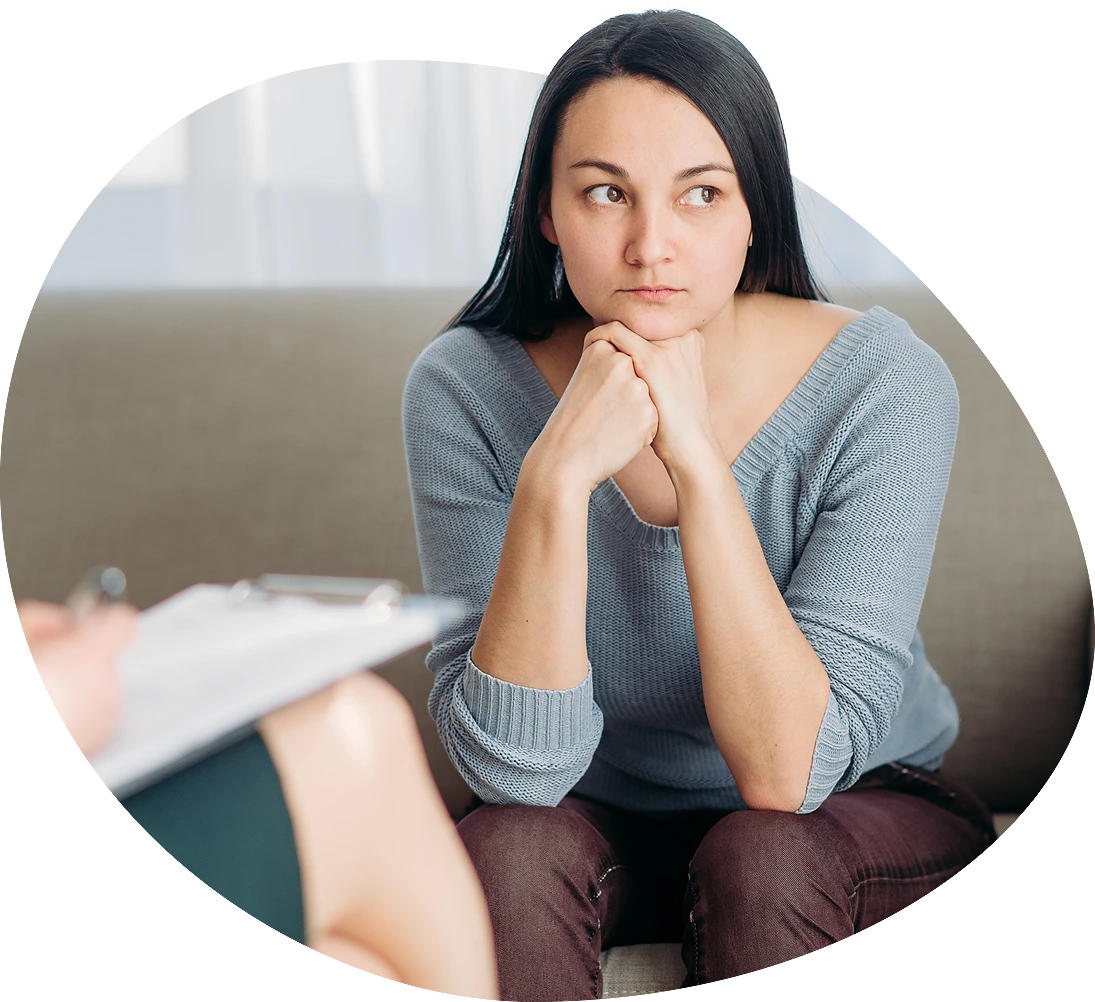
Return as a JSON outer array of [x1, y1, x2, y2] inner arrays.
[[720, 737, 816, 814], [738, 785, 806, 814], [734, 769, 809, 813]]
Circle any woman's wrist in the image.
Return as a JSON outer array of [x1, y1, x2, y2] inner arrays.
[[663, 432, 728, 495], [520, 439, 598, 504]]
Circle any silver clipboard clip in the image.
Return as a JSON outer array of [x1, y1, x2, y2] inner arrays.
[[228, 574, 406, 622]]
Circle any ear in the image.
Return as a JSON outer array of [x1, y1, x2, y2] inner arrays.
[[538, 190, 559, 246]]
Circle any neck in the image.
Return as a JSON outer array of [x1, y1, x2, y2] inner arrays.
[[541, 293, 760, 389], [698, 292, 755, 394]]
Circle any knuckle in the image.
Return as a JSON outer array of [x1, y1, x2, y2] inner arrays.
[[608, 353, 631, 377]]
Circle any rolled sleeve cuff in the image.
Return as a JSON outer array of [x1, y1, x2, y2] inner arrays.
[[796, 689, 854, 814], [462, 651, 600, 751]]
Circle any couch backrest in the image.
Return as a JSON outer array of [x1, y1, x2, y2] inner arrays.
[[3, 286, 1089, 813]]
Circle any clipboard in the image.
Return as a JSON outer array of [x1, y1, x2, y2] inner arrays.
[[89, 576, 462, 798]]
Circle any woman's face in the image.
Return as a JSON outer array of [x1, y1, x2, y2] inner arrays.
[[540, 75, 753, 342]]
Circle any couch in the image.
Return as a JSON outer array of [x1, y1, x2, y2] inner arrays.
[[2, 285, 1091, 997]]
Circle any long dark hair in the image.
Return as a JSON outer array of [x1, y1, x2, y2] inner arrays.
[[450, 9, 824, 340]]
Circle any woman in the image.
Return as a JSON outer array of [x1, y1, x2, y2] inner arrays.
[[402, 9, 995, 1000], [21, 598, 498, 998]]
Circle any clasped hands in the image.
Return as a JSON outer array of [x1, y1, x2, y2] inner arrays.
[[535, 320, 726, 495]]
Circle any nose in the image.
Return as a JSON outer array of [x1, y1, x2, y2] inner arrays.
[[624, 202, 674, 269]]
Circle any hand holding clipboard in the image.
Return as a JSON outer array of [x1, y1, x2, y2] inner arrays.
[[75, 571, 461, 797]]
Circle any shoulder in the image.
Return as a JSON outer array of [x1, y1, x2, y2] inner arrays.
[[847, 306, 958, 407], [821, 306, 959, 458], [405, 324, 508, 388], [403, 324, 528, 410], [402, 324, 545, 458], [751, 293, 861, 358], [797, 298, 863, 336], [763, 292, 957, 406]]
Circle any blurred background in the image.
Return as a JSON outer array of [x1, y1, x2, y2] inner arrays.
[[6, 60, 1089, 820], [42, 60, 917, 293]]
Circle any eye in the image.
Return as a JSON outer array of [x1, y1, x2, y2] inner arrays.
[[681, 185, 718, 206], [589, 184, 625, 205]]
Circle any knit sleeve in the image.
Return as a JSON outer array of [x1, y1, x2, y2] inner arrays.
[[401, 336, 603, 806], [789, 343, 959, 813]]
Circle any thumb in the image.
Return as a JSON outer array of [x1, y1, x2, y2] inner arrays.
[[31, 610, 133, 759], [18, 601, 76, 644], [75, 604, 139, 655]]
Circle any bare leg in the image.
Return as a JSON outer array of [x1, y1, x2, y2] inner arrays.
[[258, 673, 499, 999], [309, 931, 400, 981]]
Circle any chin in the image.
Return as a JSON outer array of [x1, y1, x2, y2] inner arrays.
[[611, 306, 698, 342], [588, 288, 718, 341], [578, 285, 708, 340]]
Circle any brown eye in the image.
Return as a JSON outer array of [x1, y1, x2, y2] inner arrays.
[[682, 185, 717, 206], [590, 184, 625, 205]]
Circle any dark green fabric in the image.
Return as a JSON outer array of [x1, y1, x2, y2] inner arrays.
[[121, 730, 305, 943]]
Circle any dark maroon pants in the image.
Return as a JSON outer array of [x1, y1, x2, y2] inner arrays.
[[458, 764, 997, 1001]]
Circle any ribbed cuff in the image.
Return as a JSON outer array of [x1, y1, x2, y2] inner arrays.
[[797, 690, 853, 813], [462, 651, 598, 751]]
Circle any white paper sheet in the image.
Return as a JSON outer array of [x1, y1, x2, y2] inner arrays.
[[91, 584, 461, 797]]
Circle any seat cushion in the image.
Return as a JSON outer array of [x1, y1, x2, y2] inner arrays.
[[600, 943, 685, 998]]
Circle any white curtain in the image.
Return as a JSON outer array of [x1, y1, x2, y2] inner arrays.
[[45, 62, 544, 289], [43, 60, 915, 290]]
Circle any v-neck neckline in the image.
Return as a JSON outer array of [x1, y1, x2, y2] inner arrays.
[[485, 305, 894, 549]]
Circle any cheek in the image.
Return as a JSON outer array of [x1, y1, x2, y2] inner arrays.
[[694, 226, 749, 290], [555, 220, 616, 288], [719, 205, 752, 253], [706, 198, 753, 263]]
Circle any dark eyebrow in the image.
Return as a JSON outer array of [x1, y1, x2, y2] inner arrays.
[[567, 159, 736, 182]]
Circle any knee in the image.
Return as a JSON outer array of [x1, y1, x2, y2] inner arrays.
[[690, 809, 846, 905], [320, 670, 422, 755], [323, 671, 418, 741], [684, 811, 855, 981], [261, 672, 428, 797], [458, 804, 604, 902]]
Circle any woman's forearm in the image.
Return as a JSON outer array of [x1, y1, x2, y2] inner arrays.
[[469, 450, 592, 690], [671, 452, 831, 812]]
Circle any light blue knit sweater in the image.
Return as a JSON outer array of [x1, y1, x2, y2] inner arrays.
[[402, 306, 961, 814]]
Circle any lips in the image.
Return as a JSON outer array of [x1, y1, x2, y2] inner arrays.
[[625, 287, 680, 302]]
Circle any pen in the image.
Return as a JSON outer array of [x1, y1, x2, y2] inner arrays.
[[64, 566, 128, 622]]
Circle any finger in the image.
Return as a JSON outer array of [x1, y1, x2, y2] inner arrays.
[[17, 601, 76, 643], [27, 608, 133, 692], [78, 605, 140, 653], [582, 323, 615, 351], [582, 332, 616, 356], [31, 607, 136, 674], [594, 322, 651, 360], [583, 320, 643, 354], [30, 620, 126, 758]]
